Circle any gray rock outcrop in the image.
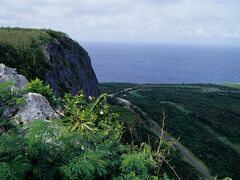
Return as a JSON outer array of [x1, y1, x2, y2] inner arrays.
[[0, 63, 28, 89], [0, 64, 59, 123], [14, 93, 59, 124]]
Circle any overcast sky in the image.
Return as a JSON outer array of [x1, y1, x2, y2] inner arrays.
[[1, 0, 240, 45]]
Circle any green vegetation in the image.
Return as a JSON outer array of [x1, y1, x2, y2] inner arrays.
[[1, 27, 236, 179], [0, 27, 65, 80], [0, 81, 23, 108], [100, 83, 240, 179], [0, 80, 181, 180], [100, 83, 136, 94], [0, 27, 65, 49], [106, 95, 204, 179], [25, 78, 56, 105], [0, 81, 23, 133], [223, 83, 240, 90]]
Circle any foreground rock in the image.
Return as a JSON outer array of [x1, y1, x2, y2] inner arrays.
[[0, 64, 60, 124], [14, 93, 59, 124], [0, 63, 28, 89]]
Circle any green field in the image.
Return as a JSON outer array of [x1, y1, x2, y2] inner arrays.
[[224, 83, 240, 90], [100, 83, 240, 179]]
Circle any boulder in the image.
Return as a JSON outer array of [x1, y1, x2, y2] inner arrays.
[[0, 64, 60, 123], [0, 63, 28, 89], [14, 93, 59, 124], [0, 63, 28, 118]]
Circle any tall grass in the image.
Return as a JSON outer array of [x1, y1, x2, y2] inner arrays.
[[0, 27, 65, 48]]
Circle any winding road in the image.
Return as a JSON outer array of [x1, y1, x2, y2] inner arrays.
[[110, 88, 214, 180]]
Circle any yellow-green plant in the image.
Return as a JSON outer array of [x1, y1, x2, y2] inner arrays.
[[25, 78, 56, 105], [120, 144, 157, 179], [63, 92, 114, 132]]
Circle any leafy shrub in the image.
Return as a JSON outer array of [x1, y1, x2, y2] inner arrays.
[[120, 144, 156, 179], [0, 118, 124, 179], [25, 78, 56, 105], [60, 149, 108, 180], [0, 156, 31, 180], [0, 81, 23, 133], [0, 133, 30, 180], [63, 92, 121, 133], [0, 81, 22, 107]]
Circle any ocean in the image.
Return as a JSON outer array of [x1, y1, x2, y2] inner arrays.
[[83, 43, 240, 84]]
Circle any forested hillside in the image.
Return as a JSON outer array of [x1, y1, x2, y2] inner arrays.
[[100, 83, 240, 179]]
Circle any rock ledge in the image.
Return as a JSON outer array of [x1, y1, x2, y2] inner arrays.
[[14, 93, 59, 124]]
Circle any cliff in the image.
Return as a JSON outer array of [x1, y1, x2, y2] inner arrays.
[[0, 27, 99, 97]]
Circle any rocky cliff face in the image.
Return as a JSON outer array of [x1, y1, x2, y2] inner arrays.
[[0, 28, 100, 97], [43, 36, 99, 97]]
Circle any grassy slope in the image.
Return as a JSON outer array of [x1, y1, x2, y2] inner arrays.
[[100, 83, 240, 179], [0, 27, 65, 80], [223, 83, 240, 90], [0, 27, 65, 48]]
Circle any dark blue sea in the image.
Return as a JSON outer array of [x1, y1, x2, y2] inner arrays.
[[83, 43, 240, 84]]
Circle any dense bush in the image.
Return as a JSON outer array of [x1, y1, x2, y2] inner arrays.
[[25, 78, 56, 105], [0, 81, 23, 133], [0, 81, 22, 107], [120, 144, 157, 179], [0, 43, 50, 81]]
